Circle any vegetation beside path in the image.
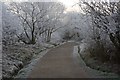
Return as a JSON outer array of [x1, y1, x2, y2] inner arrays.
[[76, 45, 120, 78]]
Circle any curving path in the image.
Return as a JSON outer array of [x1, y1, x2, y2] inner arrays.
[[28, 42, 118, 78]]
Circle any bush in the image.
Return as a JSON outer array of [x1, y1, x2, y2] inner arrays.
[[89, 44, 109, 62], [61, 29, 82, 41]]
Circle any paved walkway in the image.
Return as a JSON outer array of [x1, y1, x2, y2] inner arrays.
[[28, 42, 90, 78], [28, 42, 119, 78]]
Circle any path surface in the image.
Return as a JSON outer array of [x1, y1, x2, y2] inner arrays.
[[28, 42, 118, 78], [28, 42, 90, 78]]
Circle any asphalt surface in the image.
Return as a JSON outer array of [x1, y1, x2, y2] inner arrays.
[[28, 42, 90, 78]]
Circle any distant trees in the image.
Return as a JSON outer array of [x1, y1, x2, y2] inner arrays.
[[8, 2, 65, 44], [61, 28, 81, 41], [2, 3, 18, 45]]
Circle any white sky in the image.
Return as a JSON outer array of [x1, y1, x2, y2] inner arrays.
[[2, 0, 80, 12], [58, 0, 80, 12]]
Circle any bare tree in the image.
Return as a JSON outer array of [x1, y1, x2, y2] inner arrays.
[[9, 2, 65, 44], [2, 3, 18, 45], [79, 1, 120, 61]]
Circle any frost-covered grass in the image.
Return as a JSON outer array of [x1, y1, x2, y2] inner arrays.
[[2, 43, 40, 78], [77, 42, 120, 78], [2, 39, 65, 79], [15, 41, 66, 78], [15, 49, 49, 78], [2, 42, 58, 79]]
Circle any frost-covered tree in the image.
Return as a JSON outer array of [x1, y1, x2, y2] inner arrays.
[[79, 1, 120, 62], [8, 2, 65, 44], [2, 3, 19, 45], [40, 3, 65, 42]]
